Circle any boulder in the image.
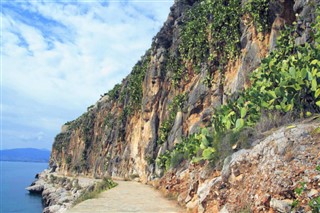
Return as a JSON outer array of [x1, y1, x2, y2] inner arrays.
[[219, 205, 230, 213], [26, 184, 44, 194], [270, 198, 293, 213]]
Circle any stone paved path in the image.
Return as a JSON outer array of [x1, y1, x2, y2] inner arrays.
[[65, 180, 184, 213]]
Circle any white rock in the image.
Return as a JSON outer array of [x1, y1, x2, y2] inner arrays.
[[219, 205, 229, 213], [197, 177, 221, 203], [270, 198, 292, 213], [308, 189, 318, 198]]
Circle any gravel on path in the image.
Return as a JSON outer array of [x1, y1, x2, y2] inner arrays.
[[66, 180, 184, 213]]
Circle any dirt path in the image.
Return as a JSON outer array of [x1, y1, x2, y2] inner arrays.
[[65, 180, 184, 213]]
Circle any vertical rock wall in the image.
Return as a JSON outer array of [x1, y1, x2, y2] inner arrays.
[[50, 0, 319, 184]]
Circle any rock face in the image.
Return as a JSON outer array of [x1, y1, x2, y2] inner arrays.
[[157, 120, 320, 212], [46, 0, 320, 212], [50, 0, 317, 179]]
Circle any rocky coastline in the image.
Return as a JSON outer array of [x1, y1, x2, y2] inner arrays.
[[27, 0, 320, 212], [26, 170, 100, 213]]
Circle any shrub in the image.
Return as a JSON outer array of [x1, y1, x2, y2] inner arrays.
[[66, 155, 72, 165], [243, 0, 270, 33], [157, 94, 187, 145], [254, 110, 295, 133], [179, 0, 242, 72], [106, 83, 122, 100]]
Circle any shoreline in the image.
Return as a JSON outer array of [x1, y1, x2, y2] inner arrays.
[[26, 169, 101, 213]]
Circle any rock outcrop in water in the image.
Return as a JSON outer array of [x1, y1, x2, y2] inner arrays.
[[41, 0, 320, 212], [27, 170, 100, 213]]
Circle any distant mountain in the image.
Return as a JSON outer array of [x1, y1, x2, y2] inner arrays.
[[0, 148, 51, 162]]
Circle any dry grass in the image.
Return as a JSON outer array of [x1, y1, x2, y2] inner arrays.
[[165, 192, 179, 201], [73, 177, 117, 205], [255, 111, 295, 134]]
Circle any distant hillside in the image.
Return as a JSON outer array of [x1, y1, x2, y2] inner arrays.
[[0, 148, 50, 162]]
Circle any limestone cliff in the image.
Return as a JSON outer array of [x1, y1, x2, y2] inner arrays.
[[49, 0, 320, 212]]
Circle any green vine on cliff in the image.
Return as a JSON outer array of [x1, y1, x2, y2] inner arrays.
[[121, 52, 151, 112], [52, 132, 71, 152], [178, 0, 271, 81], [166, 54, 184, 87], [157, 94, 188, 145], [179, 0, 241, 73], [165, 0, 271, 87], [116, 51, 149, 139], [106, 83, 121, 100], [243, 0, 270, 33], [179, 0, 210, 72], [157, 10, 320, 171], [103, 50, 151, 116]]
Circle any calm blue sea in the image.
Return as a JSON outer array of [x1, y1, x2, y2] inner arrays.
[[0, 161, 48, 213]]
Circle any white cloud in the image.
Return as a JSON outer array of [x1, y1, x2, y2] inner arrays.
[[19, 131, 44, 142], [1, 1, 173, 149], [2, 1, 172, 107]]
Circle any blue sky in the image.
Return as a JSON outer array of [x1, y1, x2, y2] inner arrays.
[[1, 0, 173, 150]]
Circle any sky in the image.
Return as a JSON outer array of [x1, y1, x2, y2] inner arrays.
[[1, 0, 173, 150]]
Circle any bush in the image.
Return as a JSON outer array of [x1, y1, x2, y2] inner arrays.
[[66, 155, 72, 165], [157, 94, 187, 145], [255, 111, 295, 133], [180, 0, 242, 72]]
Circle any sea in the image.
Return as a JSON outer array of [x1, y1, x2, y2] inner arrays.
[[0, 161, 48, 213]]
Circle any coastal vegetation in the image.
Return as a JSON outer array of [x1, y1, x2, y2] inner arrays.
[[169, 0, 270, 87], [157, 7, 320, 171], [47, 0, 320, 212]]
